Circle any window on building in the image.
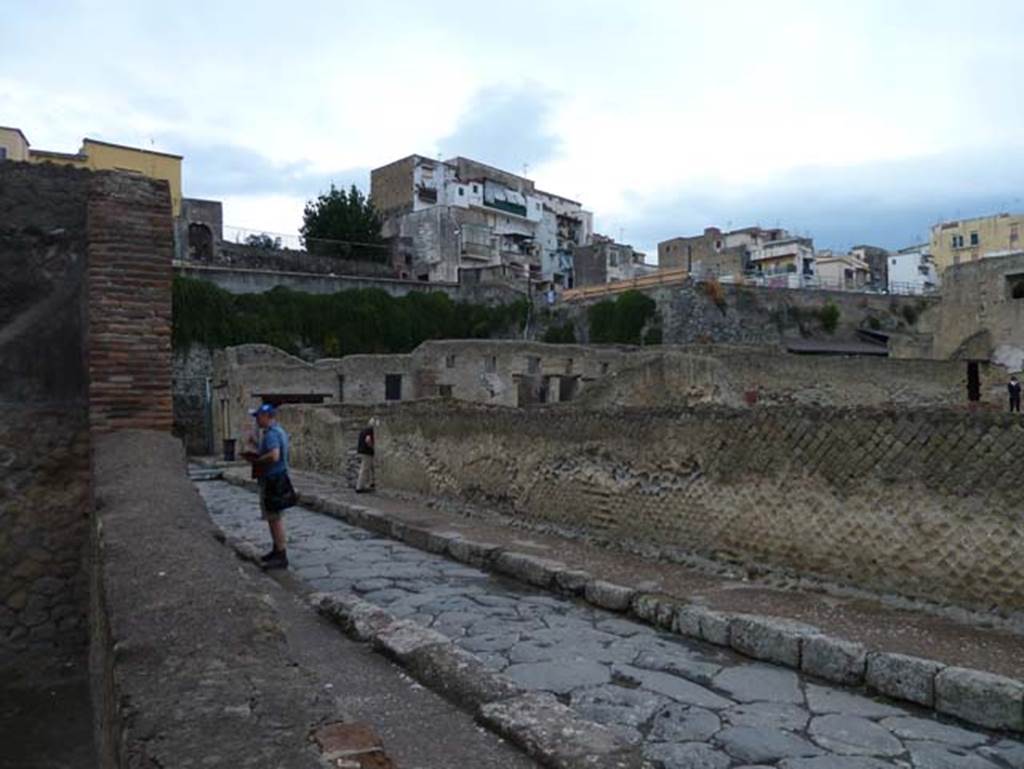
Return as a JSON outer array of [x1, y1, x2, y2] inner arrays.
[[952, 234, 964, 248], [438, 385, 453, 399], [600, 362, 610, 375], [0, 147, 7, 160], [565, 358, 574, 374], [445, 354, 455, 368], [337, 375, 345, 402], [385, 374, 402, 401], [472, 184, 479, 193], [970, 231, 979, 246], [527, 356, 540, 374], [458, 187, 464, 196], [485, 356, 497, 373]]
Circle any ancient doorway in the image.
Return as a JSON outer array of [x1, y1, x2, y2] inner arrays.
[[188, 223, 214, 260], [966, 361, 981, 402]]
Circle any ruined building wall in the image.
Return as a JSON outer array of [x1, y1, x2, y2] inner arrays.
[[0, 162, 175, 659], [376, 402, 1024, 614], [0, 163, 93, 658]]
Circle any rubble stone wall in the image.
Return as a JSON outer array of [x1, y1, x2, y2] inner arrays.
[[376, 402, 1024, 614], [0, 162, 174, 659]]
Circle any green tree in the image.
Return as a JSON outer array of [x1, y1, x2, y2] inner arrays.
[[244, 232, 282, 250], [300, 184, 385, 261]]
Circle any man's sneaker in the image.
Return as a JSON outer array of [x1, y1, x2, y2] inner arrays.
[[259, 549, 276, 562], [262, 551, 288, 570]]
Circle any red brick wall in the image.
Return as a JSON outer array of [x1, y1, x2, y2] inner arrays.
[[86, 172, 174, 433]]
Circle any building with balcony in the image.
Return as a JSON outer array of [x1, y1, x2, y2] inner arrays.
[[657, 225, 795, 281], [370, 154, 593, 286], [929, 211, 1024, 274]]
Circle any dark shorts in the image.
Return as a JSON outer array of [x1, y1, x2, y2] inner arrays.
[[258, 479, 283, 521]]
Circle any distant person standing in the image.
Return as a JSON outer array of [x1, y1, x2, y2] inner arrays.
[[1009, 376, 1022, 413], [355, 418, 377, 493], [243, 404, 296, 569]]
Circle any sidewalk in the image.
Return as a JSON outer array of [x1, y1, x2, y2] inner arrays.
[[212, 460, 1024, 683]]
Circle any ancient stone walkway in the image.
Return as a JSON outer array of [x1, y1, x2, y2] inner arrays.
[[198, 480, 1024, 769]]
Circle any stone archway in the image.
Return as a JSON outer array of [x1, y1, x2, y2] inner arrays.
[[188, 223, 213, 260]]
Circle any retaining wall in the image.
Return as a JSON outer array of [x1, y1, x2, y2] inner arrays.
[[373, 402, 1024, 615]]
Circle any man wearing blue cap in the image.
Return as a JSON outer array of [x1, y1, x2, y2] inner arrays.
[[244, 403, 294, 569]]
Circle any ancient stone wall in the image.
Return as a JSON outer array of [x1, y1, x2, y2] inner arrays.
[[375, 402, 1024, 614], [541, 281, 938, 348], [0, 162, 175, 659], [0, 163, 93, 658], [172, 346, 214, 454]]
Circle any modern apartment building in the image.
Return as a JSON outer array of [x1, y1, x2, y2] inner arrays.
[[370, 154, 593, 286], [929, 211, 1024, 274]]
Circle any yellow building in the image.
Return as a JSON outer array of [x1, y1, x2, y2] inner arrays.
[[0, 127, 182, 215], [929, 212, 1024, 274]]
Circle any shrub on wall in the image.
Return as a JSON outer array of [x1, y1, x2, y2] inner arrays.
[[820, 301, 841, 333], [542, 322, 577, 344], [172, 276, 528, 356], [588, 290, 658, 345]]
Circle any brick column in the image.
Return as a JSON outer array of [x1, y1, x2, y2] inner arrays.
[[86, 172, 174, 433]]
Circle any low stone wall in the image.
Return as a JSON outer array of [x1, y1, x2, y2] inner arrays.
[[277, 404, 380, 486], [375, 402, 1024, 615], [90, 431, 331, 767]]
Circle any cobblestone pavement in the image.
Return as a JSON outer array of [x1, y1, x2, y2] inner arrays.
[[198, 480, 1024, 769]]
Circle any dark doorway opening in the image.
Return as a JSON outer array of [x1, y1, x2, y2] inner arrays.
[[967, 361, 981, 402]]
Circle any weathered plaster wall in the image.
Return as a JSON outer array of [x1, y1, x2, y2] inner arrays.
[[376, 402, 1024, 614]]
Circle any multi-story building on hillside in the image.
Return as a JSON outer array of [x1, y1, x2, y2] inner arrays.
[[370, 154, 593, 286], [929, 211, 1024, 274], [888, 245, 939, 295], [572, 234, 650, 287], [658, 225, 815, 286]]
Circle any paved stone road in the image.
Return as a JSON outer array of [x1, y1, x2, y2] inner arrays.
[[198, 480, 1024, 769]]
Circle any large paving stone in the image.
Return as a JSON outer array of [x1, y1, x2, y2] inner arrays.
[[980, 739, 1024, 768], [801, 635, 867, 686], [722, 702, 810, 732], [479, 692, 646, 769], [906, 740, 1003, 769], [779, 758, 896, 769], [570, 684, 668, 730], [612, 664, 734, 710], [648, 703, 721, 742], [934, 666, 1024, 732], [866, 652, 944, 707], [878, 716, 986, 748], [712, 664, 804, 704], [643, 742, 731, 769], [808, 715, 904, 756], [715, 726, 824, 764], [504, 660, 611, 695], [633, 649, 722, 687], [805, 684, 904, 718]]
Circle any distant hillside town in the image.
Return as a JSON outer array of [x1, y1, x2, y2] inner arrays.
[[3, 125, 1022, 299]]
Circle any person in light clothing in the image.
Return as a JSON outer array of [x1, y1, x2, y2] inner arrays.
[[355, 418, 378, 493]]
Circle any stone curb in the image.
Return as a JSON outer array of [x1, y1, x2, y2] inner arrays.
[[311, 592, 649, 768], [213, 529, 649, 768], [214, 472, 1024, 736]]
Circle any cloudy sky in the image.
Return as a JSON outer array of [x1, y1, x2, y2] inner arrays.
[[4, 0, 1023, 259]]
